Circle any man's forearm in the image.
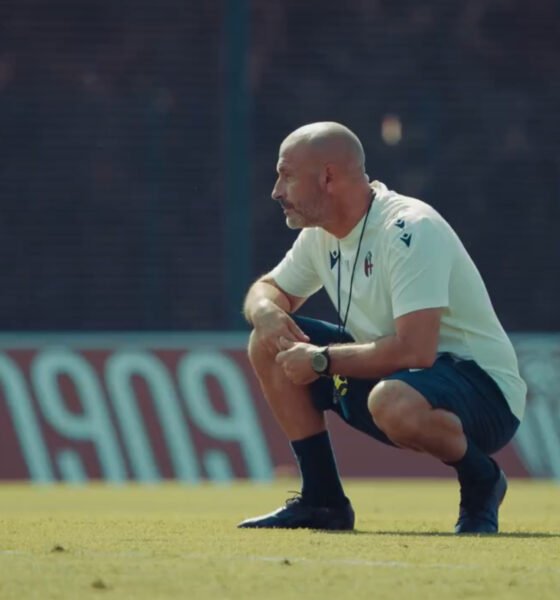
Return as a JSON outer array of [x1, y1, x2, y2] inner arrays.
[[328, 336, 434, 379], [243, 280, 291, 325]]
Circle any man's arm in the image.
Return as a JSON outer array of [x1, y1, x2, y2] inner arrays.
[[243, 277, 308, 325], [275, 307, 443, 385], [327, 307, 442, 378], [243, 277, 307, 325], [243, 277, 310, 354]]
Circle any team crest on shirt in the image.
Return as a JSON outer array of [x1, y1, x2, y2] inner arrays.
[[364, 250, 373, 276]]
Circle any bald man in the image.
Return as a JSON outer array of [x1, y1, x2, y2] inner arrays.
[[239, 122, 526, 533]]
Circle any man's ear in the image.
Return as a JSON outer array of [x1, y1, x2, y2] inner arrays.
[[323, 163, 336, 190]]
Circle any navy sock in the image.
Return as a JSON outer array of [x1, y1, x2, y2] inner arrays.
[[446, 438, 499, 486], [290, 431, 347, 508]]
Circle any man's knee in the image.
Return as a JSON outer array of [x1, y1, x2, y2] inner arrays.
[[247, 330, 276, 374], [367, 380, 404, 427], [368, 380, 427, 439], [247, 330, 263, 367]]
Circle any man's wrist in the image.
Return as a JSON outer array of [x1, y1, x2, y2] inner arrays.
[[311, 346, 331, 376]]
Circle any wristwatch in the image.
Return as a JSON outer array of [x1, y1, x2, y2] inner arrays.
[[311, 346, 331, 377]]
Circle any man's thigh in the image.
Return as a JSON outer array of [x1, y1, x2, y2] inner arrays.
[[383, 354, 520, 454]]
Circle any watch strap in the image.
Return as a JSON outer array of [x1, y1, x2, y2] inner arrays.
[[315, 346, 331, 376]]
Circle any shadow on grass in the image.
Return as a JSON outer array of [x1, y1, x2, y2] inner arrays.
[[322, 530, 560, 538]]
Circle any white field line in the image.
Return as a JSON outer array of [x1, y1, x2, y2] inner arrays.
[[180, 552, 474, 570], [1, 549, 560, 574]]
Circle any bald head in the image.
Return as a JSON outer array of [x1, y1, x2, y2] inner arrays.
[[281, 122, 366, 178]]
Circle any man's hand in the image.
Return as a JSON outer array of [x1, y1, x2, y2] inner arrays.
[[275, 337, 320, 385], [252, 300, 310, 356]]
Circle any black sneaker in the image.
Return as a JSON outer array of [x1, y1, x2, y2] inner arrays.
[[454, 469, 508, 534], [237, 495, 355, 530]]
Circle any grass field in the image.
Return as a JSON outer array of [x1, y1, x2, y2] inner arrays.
[[0, 479, 559, 600]]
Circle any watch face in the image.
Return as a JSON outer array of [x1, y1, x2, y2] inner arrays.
[[312, 352, 328, 373]]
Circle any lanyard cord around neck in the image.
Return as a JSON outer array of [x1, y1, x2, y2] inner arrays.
[[336, 194, 374, 336]]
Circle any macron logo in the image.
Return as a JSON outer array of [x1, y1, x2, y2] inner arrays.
[[329, 250, 340, 269], [400, 232, 412, 247], [395, 218, 405, 229]]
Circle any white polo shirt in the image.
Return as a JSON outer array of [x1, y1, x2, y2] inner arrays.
[[268, 181, 526, 420]]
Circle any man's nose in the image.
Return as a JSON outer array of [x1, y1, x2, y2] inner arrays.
[[271, 179, 282, 201]]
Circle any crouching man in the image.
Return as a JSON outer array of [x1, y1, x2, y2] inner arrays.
[[239, 122, 525, 533]]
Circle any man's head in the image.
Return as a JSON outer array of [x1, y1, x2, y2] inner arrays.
[[271, 122, 368, 231]]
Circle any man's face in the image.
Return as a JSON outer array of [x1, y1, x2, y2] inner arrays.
[[271, 142, 324, 230]]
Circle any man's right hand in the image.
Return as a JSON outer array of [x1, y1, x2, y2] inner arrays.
[[251, 300, 310, 356]]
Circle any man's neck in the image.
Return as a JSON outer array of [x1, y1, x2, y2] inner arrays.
[[322, 186, 373, 239]]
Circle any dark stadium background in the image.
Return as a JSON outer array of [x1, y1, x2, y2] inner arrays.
[[0, 0, 558, 332]]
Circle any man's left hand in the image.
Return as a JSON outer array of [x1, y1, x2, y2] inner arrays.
[[275, 337, 320, 385]]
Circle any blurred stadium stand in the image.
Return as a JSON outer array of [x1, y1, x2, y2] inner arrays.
[[0, 0, 558, 331]]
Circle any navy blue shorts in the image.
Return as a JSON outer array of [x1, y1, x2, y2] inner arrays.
[[293, 315, 520, 455]]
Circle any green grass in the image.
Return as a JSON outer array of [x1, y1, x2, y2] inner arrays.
[[0, 479, 559, 599]]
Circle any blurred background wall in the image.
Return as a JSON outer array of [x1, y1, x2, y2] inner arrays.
[[1, 0, 559, 482], [0, 0, 558, 333]]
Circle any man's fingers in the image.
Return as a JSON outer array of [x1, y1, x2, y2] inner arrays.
[[275, 350, 286, 364], [266, 341, 278, 356], [277, 336, 295, 350], [288, 320, 310, 342]]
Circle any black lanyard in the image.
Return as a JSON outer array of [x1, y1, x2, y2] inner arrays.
[[336, 194, 374, 338]]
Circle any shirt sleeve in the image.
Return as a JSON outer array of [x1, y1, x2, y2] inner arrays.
[[386, 217, 452, 318], [267, 228, 323, 298]]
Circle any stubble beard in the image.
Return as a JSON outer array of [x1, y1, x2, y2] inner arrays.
[[285, 203, 322, 230], [285, 212, 307, 229], [282, 191, 323, 230]]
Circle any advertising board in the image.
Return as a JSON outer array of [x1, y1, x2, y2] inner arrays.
[[0, 333, 557, 481]]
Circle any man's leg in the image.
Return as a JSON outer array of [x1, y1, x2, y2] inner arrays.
[[368, 379, 506, 533], [367, 379, 468, 460], [237, 331, 353, 530], [247, 330, 325, 441]]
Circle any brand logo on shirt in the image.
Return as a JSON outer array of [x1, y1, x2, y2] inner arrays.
[[395, 218, 405, 229], [329, 250, 340, 269], [364, 250, 373, 277], [400, 232, 412, 247]]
